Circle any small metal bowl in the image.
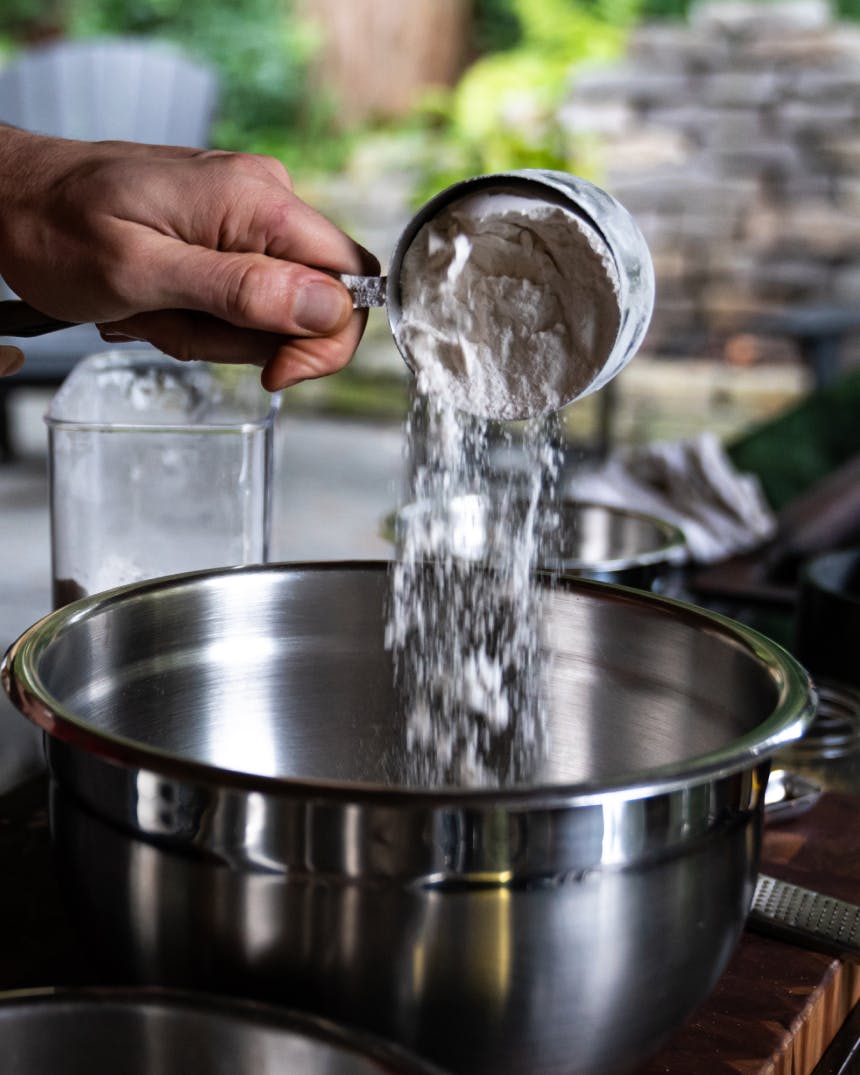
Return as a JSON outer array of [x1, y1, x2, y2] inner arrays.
[[0, 987, 443, 1074], [384, 496, 687, 589]]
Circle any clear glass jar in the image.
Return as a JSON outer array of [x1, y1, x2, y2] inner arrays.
[[46, 350, 279, 607]]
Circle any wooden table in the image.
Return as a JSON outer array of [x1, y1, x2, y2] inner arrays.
[[638, 792, 860, 1074]]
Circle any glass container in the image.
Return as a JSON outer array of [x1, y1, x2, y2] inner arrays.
[[47, 350, 279, 607]]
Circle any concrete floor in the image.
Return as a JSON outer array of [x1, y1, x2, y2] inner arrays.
[[0, 388, 406, 792]]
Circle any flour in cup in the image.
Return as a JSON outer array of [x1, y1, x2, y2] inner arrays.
[[396, 189, 622, 421]]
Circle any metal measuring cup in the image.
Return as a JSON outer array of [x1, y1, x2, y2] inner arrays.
[[338, 169, 655, 421], [0, 169, 654, 421]]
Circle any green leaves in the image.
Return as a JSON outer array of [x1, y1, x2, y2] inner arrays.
[[65, 0, 323, 140], [408, 0, 636, 203]]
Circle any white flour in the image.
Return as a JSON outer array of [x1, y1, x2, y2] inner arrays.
[[386, 402, 561, 788], [396, 190, 622, 420], [387, 185, 620, 788]]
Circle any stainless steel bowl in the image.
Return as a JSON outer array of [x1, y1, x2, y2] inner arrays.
[[0, 988, 443, 1074], [2, 563, 814, 1075], [385, 496, 687, 589]]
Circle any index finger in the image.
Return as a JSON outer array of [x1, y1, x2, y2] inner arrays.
[[230, 185, 380, 277]]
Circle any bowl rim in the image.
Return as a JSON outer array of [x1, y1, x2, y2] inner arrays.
[[2, 561, 815, 807]]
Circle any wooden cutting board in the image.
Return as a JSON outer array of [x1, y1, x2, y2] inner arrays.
[[637, 792, 860, 1075]]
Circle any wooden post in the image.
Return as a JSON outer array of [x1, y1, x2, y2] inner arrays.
[[298, 0, 473, 125]]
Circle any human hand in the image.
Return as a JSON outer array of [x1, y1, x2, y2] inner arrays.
[[0, 127, 379, 390]]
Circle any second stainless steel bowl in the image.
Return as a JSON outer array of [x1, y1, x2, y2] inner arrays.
[[2, 563, 814, 1075], [386, 495, 687, 589]]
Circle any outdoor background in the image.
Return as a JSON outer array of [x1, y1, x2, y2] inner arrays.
[[1, 0, 860, 784], [4, 0, 859, 448]]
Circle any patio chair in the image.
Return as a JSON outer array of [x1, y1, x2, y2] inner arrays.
[[0, 36, 219, 458]]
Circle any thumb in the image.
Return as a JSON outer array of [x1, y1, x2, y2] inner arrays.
[[146, 242, 355, 337], [0, 346, 24, 377]]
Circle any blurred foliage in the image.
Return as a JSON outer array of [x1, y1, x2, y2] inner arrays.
[[728, 368, 860, 511], [0, 0, 637, 183], [473, 0, 524, 51], [0, 0, 63, 54], [3, 0, 859, 181], [71, 0, 316, 128], [637, 0, 690, 16], [408, 0, 637, 204], [66, 0, 350, 165], [0, 0, 355, 170]]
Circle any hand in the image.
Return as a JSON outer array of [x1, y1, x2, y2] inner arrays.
[[0, 128, 379, 390]]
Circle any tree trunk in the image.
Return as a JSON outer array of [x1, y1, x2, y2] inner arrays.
[[299, 0, 473, 125]]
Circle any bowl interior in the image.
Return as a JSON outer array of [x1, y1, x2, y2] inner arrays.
[[562, 501, 683, 567], [12, 564, 804, 792]]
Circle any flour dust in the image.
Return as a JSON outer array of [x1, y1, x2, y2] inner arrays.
[[385, 182, 620, 789], [386, 396, 563, 788]]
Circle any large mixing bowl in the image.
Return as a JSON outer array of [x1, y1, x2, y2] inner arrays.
[[0, 988, 443, 1074], [385, 496, 687, 589], [2, 563, 814, 1075]]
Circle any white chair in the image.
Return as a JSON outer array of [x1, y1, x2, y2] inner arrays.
[[0, 37, 219, 457]]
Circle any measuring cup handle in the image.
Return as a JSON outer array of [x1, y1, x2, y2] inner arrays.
[[331, 274, 387, 310], [0, 274, 388, 341]]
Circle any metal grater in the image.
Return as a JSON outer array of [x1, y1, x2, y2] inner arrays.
[[748, 874, 860, 960]]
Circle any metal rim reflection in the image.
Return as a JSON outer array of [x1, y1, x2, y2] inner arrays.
[[3, 561, 815, 805]]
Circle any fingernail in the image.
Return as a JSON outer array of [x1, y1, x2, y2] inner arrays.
[[294, 280, 350, 334], [266, 371, 301, 391], [0, 346, 24, 377]]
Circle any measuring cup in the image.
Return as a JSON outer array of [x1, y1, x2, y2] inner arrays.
[[0, 169, 654, 421], [342, 169, 655, 420]]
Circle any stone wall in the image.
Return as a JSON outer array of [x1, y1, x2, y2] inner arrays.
[[560, 0, 860, 364]]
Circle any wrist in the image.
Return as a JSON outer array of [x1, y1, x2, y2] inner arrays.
[[0, 127, 59, 282], [0, 124, 42, 194]]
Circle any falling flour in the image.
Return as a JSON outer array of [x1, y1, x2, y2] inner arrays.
[[386, 185, 621, 788], [386, 402, 562, 788]]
